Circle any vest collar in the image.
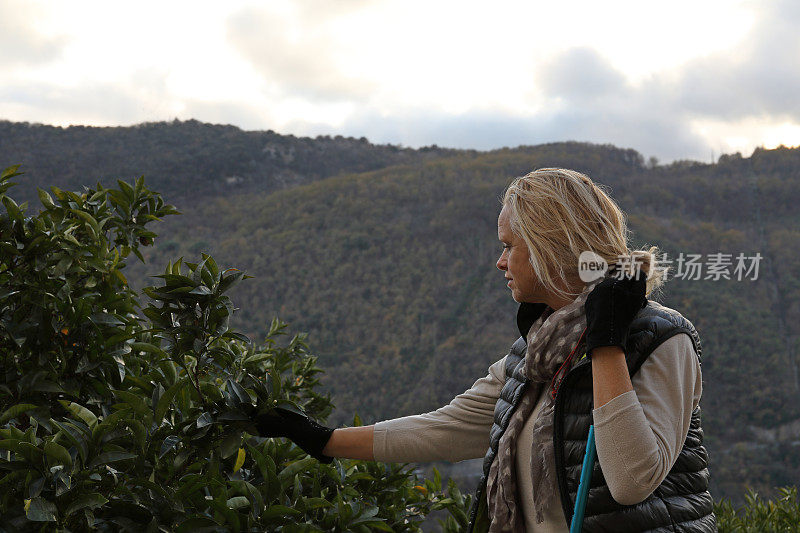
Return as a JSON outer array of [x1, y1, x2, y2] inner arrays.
[[516, 302, 550, 339], [516, 302, 592, 372]]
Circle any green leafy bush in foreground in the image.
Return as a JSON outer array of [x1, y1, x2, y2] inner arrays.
[[0, 165, 470, 531], [715, 487, 800, 533]]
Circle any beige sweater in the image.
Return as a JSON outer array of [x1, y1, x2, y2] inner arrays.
[[373, 333, 703, 532]]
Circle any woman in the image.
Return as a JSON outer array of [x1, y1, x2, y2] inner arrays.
[[255, 168, 716, 532]]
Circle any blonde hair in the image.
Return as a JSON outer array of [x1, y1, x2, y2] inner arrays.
[[501, 168, 667, 301]]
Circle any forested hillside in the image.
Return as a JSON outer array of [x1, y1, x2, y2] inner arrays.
[[0, 119, 458, 205], [3, 119, 799, 502]]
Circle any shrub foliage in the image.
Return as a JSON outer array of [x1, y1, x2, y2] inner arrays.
[[0, 165, 470, 532], [714, 487, 800, 533]]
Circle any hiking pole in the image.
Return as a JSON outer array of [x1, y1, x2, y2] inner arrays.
[[569, 424, 596, 533]]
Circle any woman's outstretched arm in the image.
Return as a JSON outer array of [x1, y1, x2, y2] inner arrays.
[[256, 354, 506, 463], [322, 425, 375, 461], [367, 354, 508, 464], [323, 353, 505, 463]]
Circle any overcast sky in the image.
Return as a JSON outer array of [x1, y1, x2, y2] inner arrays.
[[1, 0, 798, 162]]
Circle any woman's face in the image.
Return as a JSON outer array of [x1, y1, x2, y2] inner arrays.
[[496, 205, 542, 303]]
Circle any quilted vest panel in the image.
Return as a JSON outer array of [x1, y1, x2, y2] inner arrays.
[[466, 300, 717, 533]]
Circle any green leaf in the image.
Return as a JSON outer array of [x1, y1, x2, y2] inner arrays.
[[225, 378, 251, 408], [89, 312, 124, 326], [130, 341, 167, 358], [43, 440, 73, 467], [128, 418, 147, 451], [352, 519, 393, 531], [117, 179, 135, 200], [152, 273, 196, 285], [155, 377, 188, 423], [231, 479, 264, 517], [32, 381, 65, 394], [219, 432, 241, 459], [1, 164, 22, 181], [196, 412, 214, 428], [0, 403, 38, 424], [302, 497, 333, 510], [0, 439, 44, 462], [112, 389, 153, 423], [25, 497, 57, 522], [260, 505, 301, 519], [37, 188, 56, 209], [207, 498, 240, 530], [87, 451, 138, 469], [216, 410, 250, 421], [50, 419, 88, 463], [158, 359, 178, 386], [64, 493, 108, 516], [245, 441, 268, 480], [226, 496, 249, 510], [159, 435, 180, 458], [189, 285, 211, 295], [175, 517, 220, 533], [58, 400, 98, 429], [205, 254, 219, 281], [269, 371, 281, 399], [218, 270, 245, 294], [2, 195, 22, 221], [173, 473, 205, 500], [233, 447, 246, 472], [91, 407, 132, 445], [104, 499, 152, 523], [223, 331, 251, 344], [278, 456, 316, 483], [71, 208, 101, 237]]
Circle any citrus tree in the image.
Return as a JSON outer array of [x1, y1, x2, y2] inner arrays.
[[714, 487, 800, 533], [0, 165, 471, 532]]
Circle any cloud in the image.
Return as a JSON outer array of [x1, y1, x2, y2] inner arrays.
[[2, 1, 798, 162], [538, 48, 631, 105], [284, 0, 799, 161], [279, 45, 708, 160], [0, 0, 67, 67], [0, 67, 174, 125], [534, 1, 800, 130], [226, 3, 376, 102], [672, 0, 800, 121], [285, 100, 709, 162], [1, 83, 143, 124], [180, 99, 272, 131], [381, 0, 799, 161]]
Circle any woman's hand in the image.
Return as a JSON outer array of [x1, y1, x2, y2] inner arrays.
[[253, 406, 336, 463], [584, 267, 647, 357]]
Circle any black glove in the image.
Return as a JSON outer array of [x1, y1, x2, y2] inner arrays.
[[584, 267, 647, 358], [253, 406, 335, 464]]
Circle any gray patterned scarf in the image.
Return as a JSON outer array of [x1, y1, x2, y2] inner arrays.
[[486, 278, 601, 532]]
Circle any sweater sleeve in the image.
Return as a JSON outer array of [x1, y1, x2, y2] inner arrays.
[[372, 355, 507, 463], [591, 332, 702, 506]]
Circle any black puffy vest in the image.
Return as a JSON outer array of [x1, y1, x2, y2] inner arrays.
[[466, 300, 717, 532]]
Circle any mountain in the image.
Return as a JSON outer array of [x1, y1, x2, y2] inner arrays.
[[3, 119, 799, 502], [0, 119, 459, 205]]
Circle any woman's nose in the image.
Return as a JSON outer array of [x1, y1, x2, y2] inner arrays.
[[496, 254, 507, 271]]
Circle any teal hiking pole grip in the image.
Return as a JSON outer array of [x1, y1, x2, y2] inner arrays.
[[570, 424, 596, 533]]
